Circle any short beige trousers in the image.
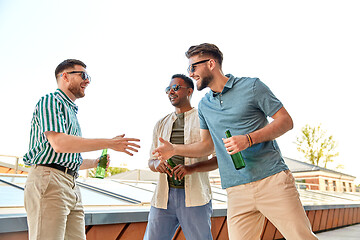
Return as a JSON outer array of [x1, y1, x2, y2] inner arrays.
[[24, 165, 85, 240], [226, 170, 318, 240]]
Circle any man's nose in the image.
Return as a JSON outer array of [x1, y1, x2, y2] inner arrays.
[[168, 88, 175, 95]]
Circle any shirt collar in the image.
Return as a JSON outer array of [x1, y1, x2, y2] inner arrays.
[[55, 89, 79, 113], [170, 107, 196, 120], [211, 73, 235, 98], [224, 74, 235, 89]]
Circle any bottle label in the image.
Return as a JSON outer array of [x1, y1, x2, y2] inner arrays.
[[95, 151, 108, 179]]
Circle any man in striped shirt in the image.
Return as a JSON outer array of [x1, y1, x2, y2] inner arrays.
[[23, 59, 140, 240]]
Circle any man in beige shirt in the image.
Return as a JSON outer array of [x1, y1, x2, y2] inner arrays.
[[144, 74, 217, 240]]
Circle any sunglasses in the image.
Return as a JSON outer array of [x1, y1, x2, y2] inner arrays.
[[62, 71, 91, 82], [187, 59, 211, 73], [165, 84, 189, 94]]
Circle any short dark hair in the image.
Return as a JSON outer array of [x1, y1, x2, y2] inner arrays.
[[171, 74, 194, 89], [55, 59, 86, 79], [185, 43, 223, 67]]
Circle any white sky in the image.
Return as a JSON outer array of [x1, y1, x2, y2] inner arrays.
[[1, 0, 359, 183]]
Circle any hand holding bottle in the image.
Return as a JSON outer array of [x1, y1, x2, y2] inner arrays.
[[172, 164, 193, 181], [223, 130, 246, 170], [95, 149, 109, 179], [222, 132, 249, 154], [153, 159, 172, 176], [167, 158, 183, 186], [95, 154, 110, 168]]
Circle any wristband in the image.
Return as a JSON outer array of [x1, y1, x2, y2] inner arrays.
[[246, 134, 253, 147]]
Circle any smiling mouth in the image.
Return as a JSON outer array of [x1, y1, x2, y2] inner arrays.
[[169, 95, 177, 101]]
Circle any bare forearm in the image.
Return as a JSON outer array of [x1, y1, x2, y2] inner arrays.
[[172, 156, 218, 180], [48, 134, 113, 153], [45, 132, 140, 155], [153, 129, 213, 161], [250, 107, 293, 145], [188, 156, 218, 173], [79, 158, 97, 170], [250, 120, 292, 144], [174, 141, 214, 158]]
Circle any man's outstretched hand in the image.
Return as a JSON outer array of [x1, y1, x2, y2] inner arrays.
[[152, 137, 175, 161]]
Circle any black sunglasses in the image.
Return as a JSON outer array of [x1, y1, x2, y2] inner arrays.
[[187, 59, 211, 73], [64, 71, 91, 82], [165, 84, 189, 94]]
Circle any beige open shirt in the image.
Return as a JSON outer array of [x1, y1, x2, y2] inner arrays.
[[150, 108, 214, 209]]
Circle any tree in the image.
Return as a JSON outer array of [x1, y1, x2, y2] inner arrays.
[[88, 167, 129, 178], [295, 124, 339, 168]]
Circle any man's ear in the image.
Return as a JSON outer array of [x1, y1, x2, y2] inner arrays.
[[209, 59, 217, 71], [60, 72, 70, 83], [188, 88, 194, 97]]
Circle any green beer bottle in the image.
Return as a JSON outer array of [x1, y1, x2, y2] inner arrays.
[[95, 149, 108, 179], [225, 130, 246, 170], [167, 158, 182, 186]]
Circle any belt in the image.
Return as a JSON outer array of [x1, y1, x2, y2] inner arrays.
[[37, 163, 78, 178]]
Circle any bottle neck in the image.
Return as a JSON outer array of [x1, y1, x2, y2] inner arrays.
[[102, 149, 108, 155]]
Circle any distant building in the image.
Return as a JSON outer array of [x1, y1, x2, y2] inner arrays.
[[284, 157, 357, 192]]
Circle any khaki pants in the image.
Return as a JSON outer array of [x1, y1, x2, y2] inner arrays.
[[226, 170, 318, 240], [24, 165, 85, 240]]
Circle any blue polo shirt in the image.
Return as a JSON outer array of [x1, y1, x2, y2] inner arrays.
[[198, 74, 289, 189]]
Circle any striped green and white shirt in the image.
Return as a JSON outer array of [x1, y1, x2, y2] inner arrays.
[[23, 89, 83, 171]]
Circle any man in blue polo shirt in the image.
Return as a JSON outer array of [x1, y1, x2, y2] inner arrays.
[[153, 44, 317, 239], [23, 59, 140, 240]]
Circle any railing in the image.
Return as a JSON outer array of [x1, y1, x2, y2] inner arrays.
[[0, 154, 24, 174]]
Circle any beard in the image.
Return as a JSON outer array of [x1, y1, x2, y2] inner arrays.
[[68, 82, 85, 99], [169, 94, 182, 107], [197, 74, 213, 91]]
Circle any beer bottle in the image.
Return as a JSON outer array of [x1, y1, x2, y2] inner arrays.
[[167, 158, 182, 186], [225, 130, 246, 170], [95, 149, 108, 179]]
